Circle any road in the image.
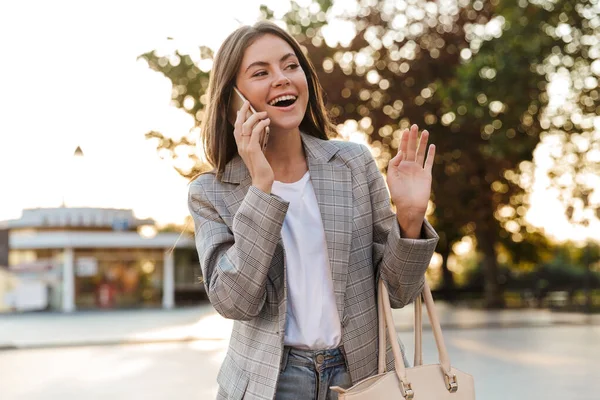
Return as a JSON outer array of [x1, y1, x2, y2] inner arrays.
[[1, 325, 598, 400]]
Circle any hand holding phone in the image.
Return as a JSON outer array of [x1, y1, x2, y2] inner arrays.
[[228, 87, 270, 152], [230, 88, 274, 193]]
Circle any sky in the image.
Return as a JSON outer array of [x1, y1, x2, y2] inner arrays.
[[0, 0, 598, 243], [0, 0, 288, 226]]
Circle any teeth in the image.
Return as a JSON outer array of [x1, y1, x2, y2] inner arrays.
[[268, 95, 297, 106]]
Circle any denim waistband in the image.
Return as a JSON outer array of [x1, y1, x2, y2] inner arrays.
[[280, 346, 348, 373]]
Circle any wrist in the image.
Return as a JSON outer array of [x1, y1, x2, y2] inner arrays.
[[253, 180, 273, 194], [397, 216, 423, 239]]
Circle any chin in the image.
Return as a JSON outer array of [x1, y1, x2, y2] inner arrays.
[[271, 117, 304, 132]]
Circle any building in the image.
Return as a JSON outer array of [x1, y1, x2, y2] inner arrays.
[[1, 207, 200, 312]]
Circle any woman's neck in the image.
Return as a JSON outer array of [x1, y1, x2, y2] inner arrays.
[[264, 127, 308, 183]]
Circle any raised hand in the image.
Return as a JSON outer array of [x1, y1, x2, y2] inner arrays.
[[386, 124, 436, 238]]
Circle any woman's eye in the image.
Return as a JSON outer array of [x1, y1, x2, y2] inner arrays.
[[287, 63, 300, 70], [252, 71, 267, 77]]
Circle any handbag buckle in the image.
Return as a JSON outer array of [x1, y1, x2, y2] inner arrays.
[[400, 380, 414, 399], [445, 373, 458, 393]]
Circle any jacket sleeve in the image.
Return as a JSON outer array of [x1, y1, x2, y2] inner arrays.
[[363, 146, 439, 308], [188, 180, 289, 320]]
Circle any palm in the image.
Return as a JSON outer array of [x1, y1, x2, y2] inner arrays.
[[387, 160, 432, 214], [386, 125, 435, 218]]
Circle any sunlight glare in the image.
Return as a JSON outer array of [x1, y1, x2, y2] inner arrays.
[[452, 237, 473, 256]]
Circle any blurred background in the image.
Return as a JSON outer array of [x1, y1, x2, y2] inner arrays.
[[1, 0, 599, 399]]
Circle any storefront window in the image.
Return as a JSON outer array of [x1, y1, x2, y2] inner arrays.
[[9, 250, 37, 266], [73, 248, 164, 309]]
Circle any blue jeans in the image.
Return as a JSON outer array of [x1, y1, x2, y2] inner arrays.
[[275, 346, 353, 400]]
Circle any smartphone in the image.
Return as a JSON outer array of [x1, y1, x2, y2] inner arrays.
[[228, 86, 269, 152]]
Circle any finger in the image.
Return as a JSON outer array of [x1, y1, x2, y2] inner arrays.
[[399, 129, 409, 159], [234, 101, 251, 139], [424, 144, 436, 173], [407, 124, 418, 161], [233, 111, 242, 139], [416, 130, 429, 167], [390, 150, 402, 168], [250, 118, 270, 148], [242, 110, 268, 136]]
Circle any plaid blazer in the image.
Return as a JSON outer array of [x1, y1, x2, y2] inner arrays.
[[188, 133, 439, 400]]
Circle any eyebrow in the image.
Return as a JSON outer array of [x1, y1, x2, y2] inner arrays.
[[244, 53, 298, 73]]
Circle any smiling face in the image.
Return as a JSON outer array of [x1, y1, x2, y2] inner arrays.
[[235, 34, 309, 134]]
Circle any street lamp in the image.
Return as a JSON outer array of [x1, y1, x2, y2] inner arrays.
[[61, 146, 85, 208], [74, 146, 84, 157]]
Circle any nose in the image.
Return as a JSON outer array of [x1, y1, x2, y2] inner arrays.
[[272, 68, 290, 87]]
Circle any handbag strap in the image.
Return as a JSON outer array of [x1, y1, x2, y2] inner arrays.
[[378, 280, 386, 374], [414, 293, 423, 366], [378, 284, 423, 372], [377, 279, 453, 378], [378, 280, 406, 378]]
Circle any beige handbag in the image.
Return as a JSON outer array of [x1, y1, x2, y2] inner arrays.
[[331, 280, 475, 399]]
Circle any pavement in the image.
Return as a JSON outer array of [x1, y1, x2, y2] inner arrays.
[[1, 301, 599, 350]]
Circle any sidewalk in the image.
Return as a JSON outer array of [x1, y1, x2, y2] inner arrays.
[[1, 302, 599, 350]]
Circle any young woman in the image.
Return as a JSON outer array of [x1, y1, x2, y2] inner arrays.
[[188, 21, 439, 400]]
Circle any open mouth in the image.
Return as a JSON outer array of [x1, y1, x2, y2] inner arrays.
[[268, 95, 298, 108]]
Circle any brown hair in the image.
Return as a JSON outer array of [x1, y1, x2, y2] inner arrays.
[[200, 21, 336, 179]]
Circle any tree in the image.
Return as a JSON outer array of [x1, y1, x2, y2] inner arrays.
[[300, 0, 599, 307], [139, 44, 214, 178], [297, 0, 531, 307]]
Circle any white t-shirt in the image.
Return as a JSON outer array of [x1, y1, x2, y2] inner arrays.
[[271, 171, 342, 350]]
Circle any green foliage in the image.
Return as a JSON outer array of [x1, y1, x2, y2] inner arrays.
[[462, 242, 600, 293], [139, 46, 213, 122], [514, 259, 600, 297], [137, 46, 214, 177]]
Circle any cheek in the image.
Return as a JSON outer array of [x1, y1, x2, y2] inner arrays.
[[249, 83, 269, 101], [238, 80, 267, 104], [294, 75, 309, 103], [297, 74, 309, 93]]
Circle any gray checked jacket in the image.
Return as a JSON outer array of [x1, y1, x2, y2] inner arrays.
[[188, 132, 439, 400]]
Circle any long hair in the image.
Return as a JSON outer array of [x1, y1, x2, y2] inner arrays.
[[200, 21, 336, 179]]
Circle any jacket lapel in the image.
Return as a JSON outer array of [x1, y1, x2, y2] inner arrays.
[[220, 134, 353, 322], [302, 134, 353, 321]]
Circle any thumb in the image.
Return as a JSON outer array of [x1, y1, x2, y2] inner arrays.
[[390, 150, 402, 168]]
